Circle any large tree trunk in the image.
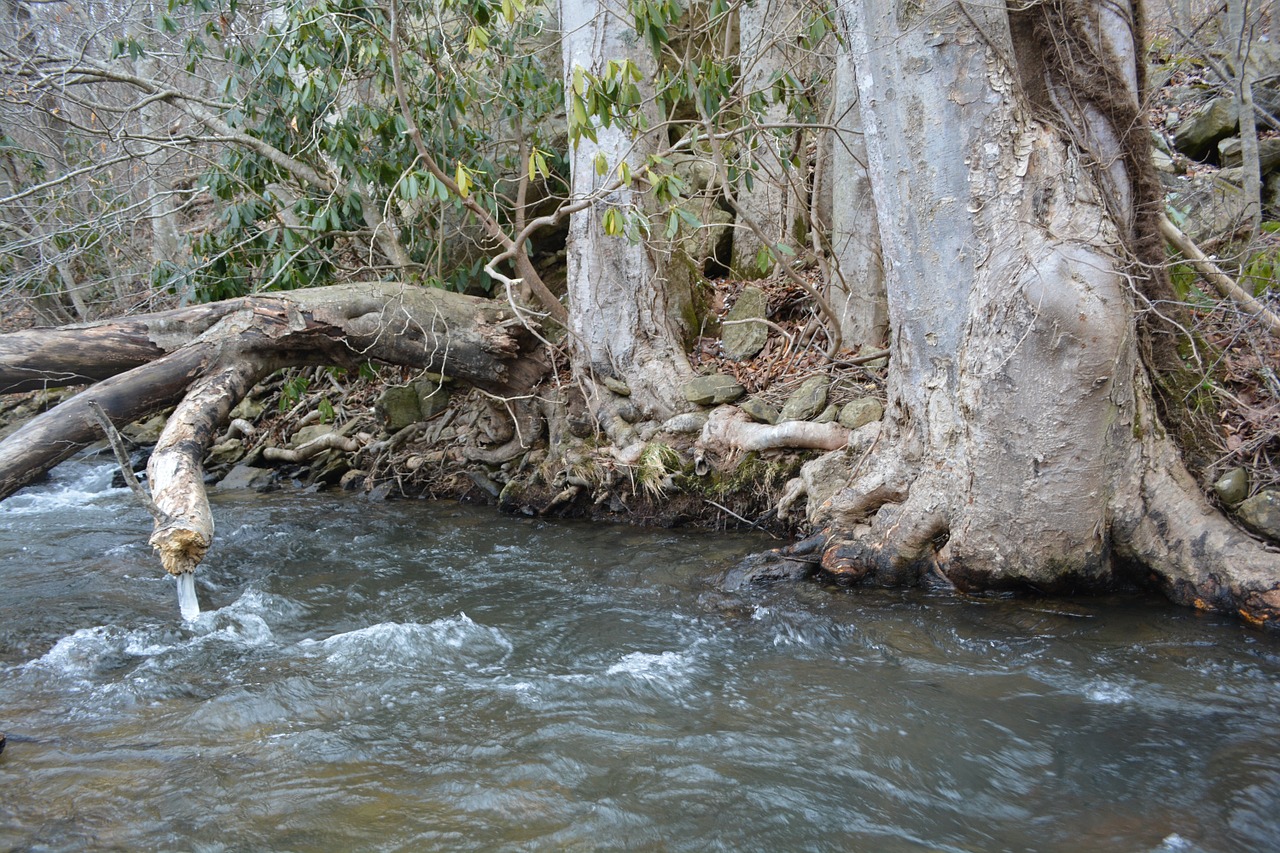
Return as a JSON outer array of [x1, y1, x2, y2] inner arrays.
[[558, 0, 695, 420], [0, 281, 544, 574], [746, 1, 1280, 625]]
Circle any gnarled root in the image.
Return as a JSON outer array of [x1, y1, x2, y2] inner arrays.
[[698, 406, 851, 455], [1115, 434, 1280, 627]]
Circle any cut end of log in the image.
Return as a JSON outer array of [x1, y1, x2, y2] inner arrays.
[[150, 525, 212, 576]]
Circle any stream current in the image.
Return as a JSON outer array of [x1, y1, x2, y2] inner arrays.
[[2, 459, 1280, 851]]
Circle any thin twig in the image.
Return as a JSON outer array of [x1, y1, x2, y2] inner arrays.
[[87, 401, 174, 526]]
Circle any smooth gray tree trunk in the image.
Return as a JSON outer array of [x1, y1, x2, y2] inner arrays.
[[558, 0, 694, 419], [794, 0, 1280, 624]]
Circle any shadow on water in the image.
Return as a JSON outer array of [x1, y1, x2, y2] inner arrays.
[[1, 461, 1279, 852]]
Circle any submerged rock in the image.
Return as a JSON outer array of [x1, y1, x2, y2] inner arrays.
[[685, 374, 745, 405], [1237, 490, 1280, 542]]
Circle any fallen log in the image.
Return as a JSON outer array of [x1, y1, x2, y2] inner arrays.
[[0, 281, 546, 584]]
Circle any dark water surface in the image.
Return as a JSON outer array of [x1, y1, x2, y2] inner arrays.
[[2, 460, 1279, 852]]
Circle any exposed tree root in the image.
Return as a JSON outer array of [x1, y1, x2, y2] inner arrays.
[[697, 405, 850, 454]]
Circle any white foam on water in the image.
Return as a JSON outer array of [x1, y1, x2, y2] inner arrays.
[[1084, 680, 1135, 704], [299, 613, 513, 673], [606, 650, 692, 683], [1, 462, 128, 515]]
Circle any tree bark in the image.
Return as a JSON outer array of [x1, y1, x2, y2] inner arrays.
[[749, 1, 1280, 625], [559, 0, 695, 419], [828, 31, 888, 350]]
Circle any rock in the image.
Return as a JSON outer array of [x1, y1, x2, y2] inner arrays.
[[122, 414, 166, 444], [779, 376, 829, 422], [602, 375, 631, 396], [413, 379, 451, 420], [1172, 97, 1237, 161], [216, 464, 274, 491], [1237, 490, 1280, 542], [339, 469, 367, 491], [1151, 145, 1177, 174], [1215, 467, 1249, 506], [1218, 136, 1280, 174], [684, 374, 745, 405], [291, 424, 332, 447], [230, 397, 265, 421], [614, 401, 640, 423], [839, 398, 883, 430], [207, 438, 245, 466], [814, 404, 839, 424], [739, 397, 780, 424], [721, 286, 769, 360], [1165, 171, 1253, 242], [659, 412, 708, 434], [375, 385, 421, 432]]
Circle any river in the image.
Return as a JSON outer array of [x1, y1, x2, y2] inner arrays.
[[2, 458, 1279, 852]]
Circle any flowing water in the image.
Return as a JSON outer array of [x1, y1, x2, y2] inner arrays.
[[2, 459, 1280, 852]]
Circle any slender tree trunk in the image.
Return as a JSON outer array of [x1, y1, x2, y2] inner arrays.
[[1229, 0, 1263, 231], [558, 0, 694, 419], [731, 0, 803, 276]]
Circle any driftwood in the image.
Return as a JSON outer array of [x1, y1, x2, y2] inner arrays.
[[0, 281, 546, 576]]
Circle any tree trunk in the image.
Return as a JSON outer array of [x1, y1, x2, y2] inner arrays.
[[828, 32, 888, 350], [745, 1, 1280, 625], [559, 0, 694, 420], [731, 0, 803, 277]]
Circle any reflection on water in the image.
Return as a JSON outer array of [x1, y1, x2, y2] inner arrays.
[[2, 461, 1279, 852]]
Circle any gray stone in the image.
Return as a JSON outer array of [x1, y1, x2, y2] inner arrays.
[[291, 424, 332, 447], [814, 404, 839, 424], [1172, 97, 1238, 161], [779, 376, 829, 422], [659, 412, 708, 434], [839, 398, 883, 430], [339, 469, 367, 491], [413, 379, 451, 420], [207, 438, 245, 466], [1215, 467, 1249, 506], [684, 374, 745, 405], [230, 397, 265, 421], [602, 375, 631, 396], [1237, 490, 1280, 542], [1218, 136, 1280, 174], [739, 397, 780, 424], [217, 464, 273, 491], [375, 385, 421, 432], [722, 286, 769, 361], [122, 414, 166, 444]]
